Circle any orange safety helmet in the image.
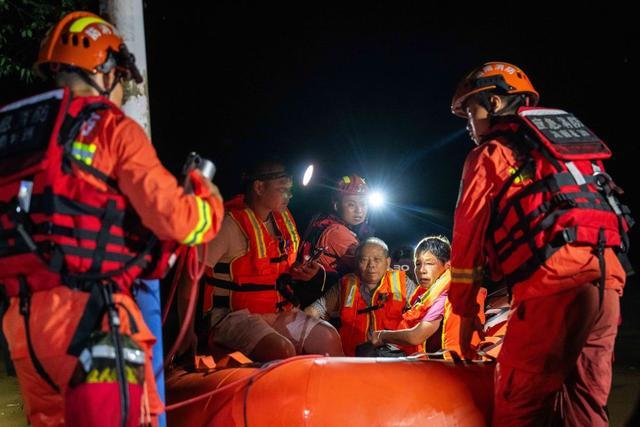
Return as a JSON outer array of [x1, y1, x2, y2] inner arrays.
[[336, 174, 368, 196], [451, 62, 539, 117], [35, 11, 142, 83]]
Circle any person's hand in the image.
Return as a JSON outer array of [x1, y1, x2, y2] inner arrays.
[[192, 169, 222, 201], [371, 330, 385, 347], [290, 260, 321, 282]]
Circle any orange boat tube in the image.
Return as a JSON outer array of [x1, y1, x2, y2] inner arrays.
[[166, 355, 494, 426]]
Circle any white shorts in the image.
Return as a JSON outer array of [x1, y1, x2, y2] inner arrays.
[[210, 308, 325, 355]]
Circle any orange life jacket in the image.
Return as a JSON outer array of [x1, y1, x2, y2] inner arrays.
[[204, 195, 300, 314], [407, 284, 428, 307], [398, 269, 451, 354], [339, 270, 408, 356]]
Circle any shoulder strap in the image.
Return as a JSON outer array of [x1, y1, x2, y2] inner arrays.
[[59, 103, 119, 190]]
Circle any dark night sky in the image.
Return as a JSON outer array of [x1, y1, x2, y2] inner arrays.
[[144, 4, 638, 256]]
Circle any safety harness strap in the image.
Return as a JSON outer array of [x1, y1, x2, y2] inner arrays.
[[356, 303, 385, 315], [59, 102, 120, 190], [18, 276, 60, 392], [494, 196, 612, 257], [65, 154, 119, 189], [502, 243, 565, 287], [596, 228, 606, 308], [0, 223, 126, 247], [89, 199, 120, 273], [203, 275, 274, 292], [66, 281, 141, 356], [270, 254, 289, 263], [492, 172, 598, 228], [213, 263, 230, 274], [30, 189, 126, 220], [67, 282, 105, 357], [211, 295, 230, 309]]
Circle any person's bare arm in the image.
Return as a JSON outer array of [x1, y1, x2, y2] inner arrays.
[[372, 318, 442, 347], [304, 284, 340, 319]]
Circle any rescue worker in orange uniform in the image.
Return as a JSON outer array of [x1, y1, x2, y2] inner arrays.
[[306, 237, 417, 356], [298, 174, 370, 275], [0, 12, 223, 427], [371, 236, 485, 355], [181, 159, 343, 362], [448, 61, 632, 426]]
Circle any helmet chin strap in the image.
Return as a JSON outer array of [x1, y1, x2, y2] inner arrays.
[[481, 92, 528, 118], [76, 69, 119, 98]]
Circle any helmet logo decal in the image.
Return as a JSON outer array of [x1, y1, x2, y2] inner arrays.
[[69, 17, 107, 33], [479, 63, 516, 77]]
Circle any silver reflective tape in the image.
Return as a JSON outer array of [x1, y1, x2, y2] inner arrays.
[[484, 307, 511, 333], [0, 89, 64, 112], [607, 195, 623, 215], [18, 180, 33, 213], [519, 108, 567, 116], [566, 161, 586, 186], [92, 344, 145, 365]]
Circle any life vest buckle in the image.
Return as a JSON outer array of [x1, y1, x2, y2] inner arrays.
[[594, 171, 624, 196], [561, 228, 576, 244]]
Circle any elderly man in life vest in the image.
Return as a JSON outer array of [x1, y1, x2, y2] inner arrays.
[[305, 237, 417, 356]]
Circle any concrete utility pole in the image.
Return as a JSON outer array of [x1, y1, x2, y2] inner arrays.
[[100, 0, 152, 135], [99, 3, 166, 427]]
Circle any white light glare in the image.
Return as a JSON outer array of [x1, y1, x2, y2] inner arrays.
[[302, 165, 314, 186], [369, 191, 385, 208]]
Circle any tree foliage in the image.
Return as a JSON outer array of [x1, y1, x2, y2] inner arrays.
[[0, 0, 97, 83]]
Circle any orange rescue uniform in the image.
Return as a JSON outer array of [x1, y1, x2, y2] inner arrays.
[[449, 123, 626, 426]]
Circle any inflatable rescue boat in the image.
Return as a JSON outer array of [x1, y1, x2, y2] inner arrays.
[[165, 354, 494, 426]]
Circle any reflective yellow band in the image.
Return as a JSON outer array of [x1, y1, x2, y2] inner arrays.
[[451, 267, 482, 277], [451, 272, 474, 280], [281, 210, 299, 253], [245, 209, 267, 258], [344, 276, 358, 307], [181, 197, 211, 246], [389, 271, 402, 301], [450, 267, 482, 274], [451, 266, 483, 284], [70, 17, 108, 33], [194, 197, 212, 245]]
